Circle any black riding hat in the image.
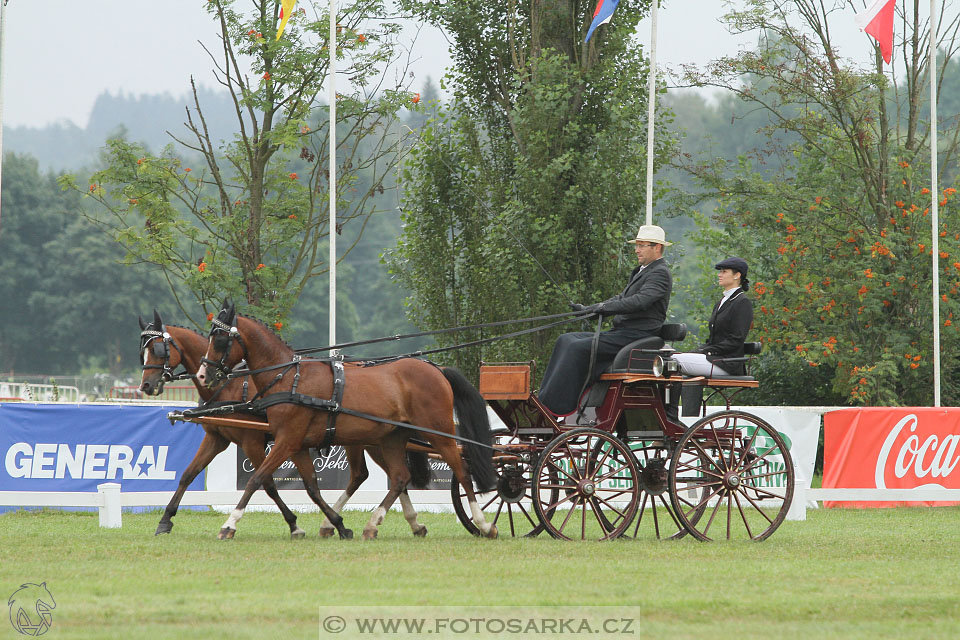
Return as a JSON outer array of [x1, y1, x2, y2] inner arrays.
[[715, 257, 748, 277]]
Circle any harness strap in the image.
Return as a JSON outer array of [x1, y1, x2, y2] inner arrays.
[[321, 361, 345, 449], [174, 395, 495, 451]]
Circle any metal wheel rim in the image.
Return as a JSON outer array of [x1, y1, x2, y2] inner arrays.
[[451, 455, 555, 538], [532, 428, 641, 541], [668, 410, 795, 541]]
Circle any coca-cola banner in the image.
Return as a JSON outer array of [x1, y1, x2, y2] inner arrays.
[[823, 408, 960, 507]]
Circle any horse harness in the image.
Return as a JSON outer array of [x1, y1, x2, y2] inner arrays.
[[140, 325, 251, 403], [177, 321, 494, 451]]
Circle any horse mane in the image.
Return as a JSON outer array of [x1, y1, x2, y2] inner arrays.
[[165, 323, 205, 339], [238, 314, 296, 352]]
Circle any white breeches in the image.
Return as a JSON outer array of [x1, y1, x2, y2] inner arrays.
[[671, 352, 732, 377]]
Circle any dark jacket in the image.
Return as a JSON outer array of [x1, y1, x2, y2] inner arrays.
[[599, 258, 672, 332], [696, 288, 753, 375]]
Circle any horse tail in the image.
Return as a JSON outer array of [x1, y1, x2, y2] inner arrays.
[[441, 367, 497, 492], [406, 451, 432, 489]]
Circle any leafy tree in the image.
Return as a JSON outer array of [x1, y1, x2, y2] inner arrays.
[[61, 0, 417, 328], [389, 0, 674, 378], [678, 0, 960, 405], [0, 153, 178, 375]]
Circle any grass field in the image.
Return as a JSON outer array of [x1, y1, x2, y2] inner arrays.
[[1, 506, 958, 639]]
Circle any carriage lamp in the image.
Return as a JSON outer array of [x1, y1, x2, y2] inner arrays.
[[652, 355, 680, 378]]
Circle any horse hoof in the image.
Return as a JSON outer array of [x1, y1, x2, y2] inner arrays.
[[485, 524, 498, 539], [362, 528, 378, 540], [318, 527, 335, 539], [155, 522, 173, 536], [290, 528, 306, 540], [413, 525, 428, 538], [218, 527, 236, 540], [340, 528, 354, 540]]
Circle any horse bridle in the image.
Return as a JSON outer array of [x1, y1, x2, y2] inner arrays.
[[140, 326, 189, 383], [202, 317, 249, 384]]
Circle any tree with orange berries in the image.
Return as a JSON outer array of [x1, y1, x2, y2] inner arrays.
[[679, 0, 960, 405]]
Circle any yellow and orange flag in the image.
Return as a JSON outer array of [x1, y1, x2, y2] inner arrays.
[[276, 0, 297, 40]]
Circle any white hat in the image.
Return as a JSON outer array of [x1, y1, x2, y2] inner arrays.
[[627, 224, 672, 246]]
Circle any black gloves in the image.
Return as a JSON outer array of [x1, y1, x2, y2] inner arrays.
[[571, 302, 606, 315]]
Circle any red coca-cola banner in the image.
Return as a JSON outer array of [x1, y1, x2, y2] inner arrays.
[[823, 408, 960, 507]]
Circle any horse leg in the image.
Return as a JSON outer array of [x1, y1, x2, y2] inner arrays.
[[433, 439, 498, 539], [362, 442, 410, 540], [239, 434, 306, 540], [368, 447, 427, 537], [157, 431, 229, 535], [220, 438, 305, 540], [319, 445, 368, 538], [398, 489, 427, 537], [287, 448, 354, 540]]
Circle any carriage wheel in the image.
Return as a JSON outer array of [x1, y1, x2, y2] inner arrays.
[[532, 428, 640, 541], [452, 455, 557, 538], [620, 440, 700, 540], [668, 410, 795, 541]]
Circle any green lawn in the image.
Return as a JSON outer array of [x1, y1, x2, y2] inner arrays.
[[1, 506, 958, 639]]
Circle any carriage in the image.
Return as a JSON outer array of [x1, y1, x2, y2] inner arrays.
[[149, 308, 794, 542], [453, 323, 795, 541]]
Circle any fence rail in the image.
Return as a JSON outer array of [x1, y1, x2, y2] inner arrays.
[[0, 484, 452, 528], [4, 485, 960, 528]]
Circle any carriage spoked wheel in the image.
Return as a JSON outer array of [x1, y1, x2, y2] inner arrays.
[[452, 453, 558, 538], [532, 428, 641, 541], [620, 440, 702, 540], [668, 410, 795, 541]]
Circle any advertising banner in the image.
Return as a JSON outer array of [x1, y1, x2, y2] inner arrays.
[[0, 403, 206, 494], [235, 444, 453, 491], [823, 408, 960, 508]]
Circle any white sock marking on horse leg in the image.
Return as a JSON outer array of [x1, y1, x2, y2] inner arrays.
[[399, 493, 422, 531], [222, 508, 244, 531], [365, 506, 387, 531], [469, 500, 492, 535], [320, 491, 352, 529]]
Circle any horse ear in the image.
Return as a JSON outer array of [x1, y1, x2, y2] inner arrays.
[[153, 309, 163, 329], [229, 302, 237, 323], [138, 316, 147, 330]]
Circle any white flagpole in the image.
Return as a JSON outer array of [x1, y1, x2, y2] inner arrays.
[[929, 0, 940, 406], [644, 0, 658, 226], [328, 0, 338, 354], [0, 0, 7, 234]]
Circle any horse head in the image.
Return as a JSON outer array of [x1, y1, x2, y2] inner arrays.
[[196, 301, 247, 388], [138, 310, 185, 396]]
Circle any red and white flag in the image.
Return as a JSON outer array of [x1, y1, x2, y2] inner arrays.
[[855, 0, 896, 64]]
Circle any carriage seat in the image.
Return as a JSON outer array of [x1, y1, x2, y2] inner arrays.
[[606, 323, 688, 374]]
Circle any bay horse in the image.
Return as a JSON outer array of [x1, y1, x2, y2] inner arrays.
[[139, 311, 433, 538], [195, 302, 499, 540]]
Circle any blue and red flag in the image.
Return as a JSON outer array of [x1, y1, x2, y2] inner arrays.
[[584, 0, 621, 43]]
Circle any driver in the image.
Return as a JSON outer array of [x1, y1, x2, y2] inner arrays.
[[538, 225, 673, 416]]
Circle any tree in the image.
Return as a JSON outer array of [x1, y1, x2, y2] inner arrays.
[[677, 0, 960, 405], [388, 0, 674, 377], [61, 0, 417, 328]]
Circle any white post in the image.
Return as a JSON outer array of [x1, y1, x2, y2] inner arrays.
[[644, 0, 658, 226], [930, 0, 941, 406], [785, 485, 807, 521], [97, 482, 122, 528], [328, 0, 338, 355]]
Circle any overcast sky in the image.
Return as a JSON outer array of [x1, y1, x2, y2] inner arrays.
[[1, 0, 879, 130]]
